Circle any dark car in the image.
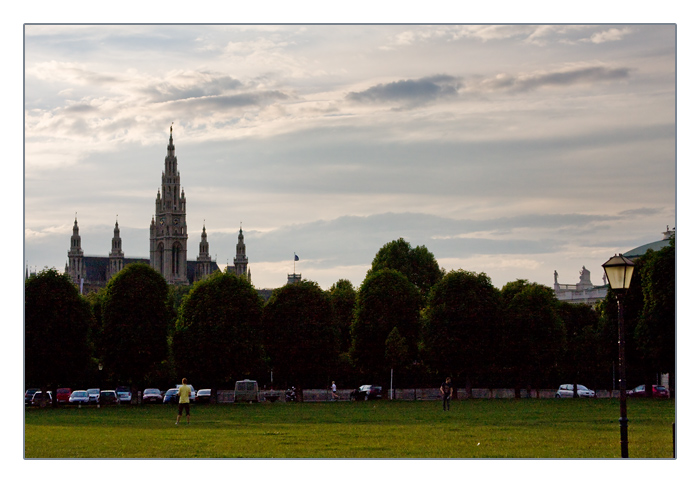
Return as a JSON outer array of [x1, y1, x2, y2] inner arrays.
[[350, 385, 382, 401], [142, 388, 163, 404], [195, 389, 212, 404], [627, 384, 670, 398], [25, 388, 40, 406], [31, 391, 52, 407], [56, 387, 72, 404], [99, 390, 120, 405], [163, 388, 179, 404]]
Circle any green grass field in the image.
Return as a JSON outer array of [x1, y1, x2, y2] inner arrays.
[[24, 398, 675, 458]]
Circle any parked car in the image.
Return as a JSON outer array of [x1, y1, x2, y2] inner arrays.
[[56, 387, 72, 404], [87, 388, 101, 404], [195, 389, 212, 404], [69, 390, 90, 405], [163, 388, 179, 404], [234, 379, 259, 403], [99, 390, 119, 405], [142, 388, 163, 404], [555, 384, 596, 398], [350, 385, 382, 401], [25, 388, 40, 406], [115, 386, 132, 403], [31, 391, 52, 406], [627, 384, 670, 398]]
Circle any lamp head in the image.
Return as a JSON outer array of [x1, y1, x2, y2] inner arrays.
[[602, 254, 635, 292]]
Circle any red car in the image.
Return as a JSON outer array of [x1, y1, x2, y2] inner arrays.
[[56, 388, 72, 404], [627, 384, 670, 398]]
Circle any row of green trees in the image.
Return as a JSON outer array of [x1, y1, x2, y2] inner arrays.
[[25, 236, 674, 405]]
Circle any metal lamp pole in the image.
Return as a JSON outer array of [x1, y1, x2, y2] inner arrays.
[[615, 292, 629, 458], [603, 254, 635, 459]]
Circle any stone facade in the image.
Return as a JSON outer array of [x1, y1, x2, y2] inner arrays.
[[553, 227, 674, 306], [65, 127, 249, 292]]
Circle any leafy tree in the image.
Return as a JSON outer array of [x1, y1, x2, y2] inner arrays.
[[558, 302, 604, 393], [262, 280, 338, 391], [637, 236, 675, 394], [423, 270, 501, 393], [500, 280, 565, 396], [597, 255, 650, 395], [84, 289, 106, 360], [101, 263, 170, 389], [25, 269, 92, 406], [351, 269, 422, 384], [327, 279, 356, 354], [172, 271, 264, 397], [369, 238, 444, 302], [167, 285, 193, 335], [385, 326, 410, 370]]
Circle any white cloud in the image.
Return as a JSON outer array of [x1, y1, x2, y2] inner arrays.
[[588, 27, 634, 44], [23, 24, 676, 291]]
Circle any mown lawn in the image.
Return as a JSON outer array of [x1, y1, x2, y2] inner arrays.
[[24, 398, 675, 458]]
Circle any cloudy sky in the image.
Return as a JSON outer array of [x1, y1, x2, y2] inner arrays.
[[23, 24, 676, 291]]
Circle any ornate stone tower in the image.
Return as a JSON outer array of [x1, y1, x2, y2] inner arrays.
[[233, 226, 249, 280], [150, 126, 188, 284], [195, 223, 212, 282], [108, 218, 124, 279], [67, 216, 84, 284]]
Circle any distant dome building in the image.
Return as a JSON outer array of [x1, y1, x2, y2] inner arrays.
[[622, 226, 675, 260], [554, 226, 675, 306]]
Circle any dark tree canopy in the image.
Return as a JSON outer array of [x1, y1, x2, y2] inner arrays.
[[369, 238, 443, 300], [637, 238, 675, 379], [500, 280, 565, 392], [558, 302, 603, 390], [25, 269, 92, 392], [101, 263, 170, 386], [262, 280, 338, 388], [424, 270, 501, 388], [327, 279, 357, 354], [173, 271, 264, 389], [351, 268, 422, 382], [597, 255, 649, 392]]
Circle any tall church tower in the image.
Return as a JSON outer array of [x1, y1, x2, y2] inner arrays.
[[195, 223, 212, 282], [67, 216, 84, 284], [150, 126, 188, 284], [108, 218, 124, 279], [234, 226, 249, 280]]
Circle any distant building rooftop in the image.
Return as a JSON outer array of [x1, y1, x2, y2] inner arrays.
[[623, 226, 674, 259]]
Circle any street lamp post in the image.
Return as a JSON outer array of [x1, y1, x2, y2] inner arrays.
[[98, 363, 103, 408], [602, 254, 635, 459]]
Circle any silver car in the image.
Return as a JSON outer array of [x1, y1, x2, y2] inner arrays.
[[87, 388, 101, 404], [555, 384, 596, 398], [69, 390, 90, 404]]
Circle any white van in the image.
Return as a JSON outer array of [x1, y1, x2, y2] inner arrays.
[[234, 379, 259, 403]]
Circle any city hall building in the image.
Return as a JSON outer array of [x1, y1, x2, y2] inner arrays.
[[65, 127, 250, 293]]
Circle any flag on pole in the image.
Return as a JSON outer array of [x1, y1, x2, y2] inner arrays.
[[294, 254, 299, 261]]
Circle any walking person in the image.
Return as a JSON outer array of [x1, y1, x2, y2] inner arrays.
[[176, 378, 191, 425], [331, 381, 339, 401], [440, 377, 453, 411]]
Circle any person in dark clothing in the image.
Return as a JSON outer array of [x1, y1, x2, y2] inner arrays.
[[440, 377, 453, 411]]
